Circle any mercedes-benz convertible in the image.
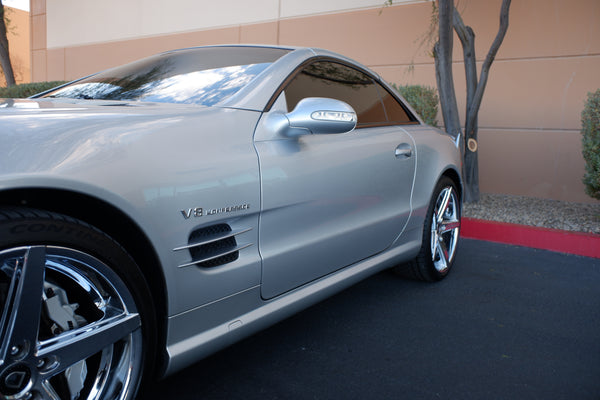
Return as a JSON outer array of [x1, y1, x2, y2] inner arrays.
[[0, 45, 461, 400]]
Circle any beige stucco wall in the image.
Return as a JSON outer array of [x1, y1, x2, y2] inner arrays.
[[1, 6, 30, 85], [29, 0, 600, 204]]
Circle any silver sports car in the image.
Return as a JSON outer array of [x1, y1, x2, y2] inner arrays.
[[0, 45, 461, 400]]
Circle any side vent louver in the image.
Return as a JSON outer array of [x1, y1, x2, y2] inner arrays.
[[173, 224, 252, 268]]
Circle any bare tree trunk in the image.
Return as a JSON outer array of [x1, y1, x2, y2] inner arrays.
[[435, 0, 461, 139], [384, 0, 513, 203], [0, 0, 16, 87], [453, 8, 479, 202], [450, 0, 511, 203]]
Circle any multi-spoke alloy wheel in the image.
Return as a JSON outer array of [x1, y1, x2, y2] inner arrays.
[[0, 209, 152, 400], [394, 177, 461, 281], [430, 185, 460, 274]]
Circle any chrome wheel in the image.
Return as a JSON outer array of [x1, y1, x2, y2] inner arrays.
[[393, 177, 461, 281], [430, 185, 460, 274], [0, 246, 143, 400]]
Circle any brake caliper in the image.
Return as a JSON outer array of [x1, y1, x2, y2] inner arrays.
[[43, 282, 88, 400]]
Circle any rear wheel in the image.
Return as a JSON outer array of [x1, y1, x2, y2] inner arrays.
[[0, 208, 154, 400], [395, 177, 461, 281]]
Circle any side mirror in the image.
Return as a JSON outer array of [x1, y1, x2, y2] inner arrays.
[[283, 97, 357, 137]]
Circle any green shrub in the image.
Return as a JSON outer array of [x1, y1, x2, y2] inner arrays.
[[392, 84, 439, 127], [582, 89, 600, 200], [0, 81, 68, 99]]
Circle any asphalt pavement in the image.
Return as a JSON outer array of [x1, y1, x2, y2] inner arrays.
[[144, 239, 600, 400]]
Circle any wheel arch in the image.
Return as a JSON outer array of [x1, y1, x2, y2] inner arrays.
[[440, 167, 463, 203], [0, 187, 169, 375]]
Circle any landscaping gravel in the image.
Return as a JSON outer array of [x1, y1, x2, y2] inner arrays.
[[462, 193, 600, 235]]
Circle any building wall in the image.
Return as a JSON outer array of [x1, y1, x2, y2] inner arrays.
[[29, 0, 600, 204], [1, 6, 30, 85]]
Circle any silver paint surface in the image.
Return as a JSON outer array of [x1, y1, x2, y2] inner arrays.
[[0, 45, 462, 378]]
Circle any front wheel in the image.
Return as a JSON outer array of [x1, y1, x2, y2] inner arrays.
[[395, 177, 461, 281], [0, 208, 154, 400]]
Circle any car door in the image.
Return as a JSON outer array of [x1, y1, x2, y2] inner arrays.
[[255, 60, 417, 299]]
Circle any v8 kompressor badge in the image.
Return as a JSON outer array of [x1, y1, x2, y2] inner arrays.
[[180, 204, 250, 219]]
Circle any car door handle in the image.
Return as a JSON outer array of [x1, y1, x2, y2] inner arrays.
[[395, 143, 412, 158]]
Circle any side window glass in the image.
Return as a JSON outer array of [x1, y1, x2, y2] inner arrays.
[[284, 61, 386, 127], [377, 85, 413, 124]]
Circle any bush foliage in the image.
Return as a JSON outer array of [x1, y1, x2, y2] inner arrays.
[[392, 84, 439, 127], [581, 89, 600, 200], [0, 81, 67, 99]]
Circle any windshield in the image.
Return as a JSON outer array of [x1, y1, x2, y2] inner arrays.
[[41, 47, 290, 106]]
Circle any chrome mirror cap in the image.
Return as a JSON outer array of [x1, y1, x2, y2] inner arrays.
[[284, 97, 357, 137]]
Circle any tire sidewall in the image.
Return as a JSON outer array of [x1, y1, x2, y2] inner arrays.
[[0, 210, 156, 400], [422, 177, 461, 280]]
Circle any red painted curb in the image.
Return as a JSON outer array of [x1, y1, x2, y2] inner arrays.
[[461, 218, 600, 259]]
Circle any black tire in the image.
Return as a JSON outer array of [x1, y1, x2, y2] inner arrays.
[[0, 207, 156, 400], [395, 177, 461, 281]]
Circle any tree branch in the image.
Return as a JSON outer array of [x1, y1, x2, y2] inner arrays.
[[465, 0, 511, 134]]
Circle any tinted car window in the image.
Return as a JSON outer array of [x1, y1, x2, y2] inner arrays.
[[378, 86, 413, 123], [284, 61, 387, 127], [42, 47, 290, 106]]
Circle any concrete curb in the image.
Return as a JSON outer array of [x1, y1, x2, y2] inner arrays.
[[461, 217, 600, 259]]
